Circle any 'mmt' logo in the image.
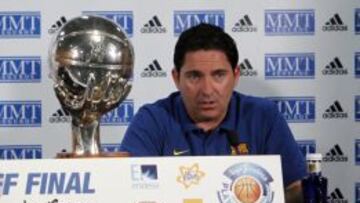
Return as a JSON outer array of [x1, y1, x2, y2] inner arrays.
[[82, 11, 133, 37], [239, 59, 257, 76], [328, 188, 348, 203], [173, 10, 224, 35], [323, 144, 348, 162], [141, 59, 166, 77], [322, 13, 348, 31], [355, 9, 360, 34], [101, 143, 121, 153], [268, 97, 315, 123], [0, 56, 41, 82], [141, 15, 166, 33], [101, 100, 134, 125], [265, 53, 315, 79], [356, 183, 360, 202], [356, 96, 360, 122], [0, 145, 42, 159], [0, 12, 41, 38], [355, 52, 360, 78], [232, 15, 257, 32], [322, 57, 348, 75], [297, 140, 316, 157], [323, 100, 348, 119], [356, 139, 360, 165], [265, 10, 315, 35], [0, 101, 41, 127]]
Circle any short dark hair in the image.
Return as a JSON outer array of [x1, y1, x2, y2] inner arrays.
[[173, 23, 239, 72]]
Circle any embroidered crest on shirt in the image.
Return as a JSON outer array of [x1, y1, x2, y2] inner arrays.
[[231, 143, 249, 155]]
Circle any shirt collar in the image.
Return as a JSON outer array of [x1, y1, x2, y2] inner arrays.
[[175, 91, 238, 133], [175, 93, 198, 133]]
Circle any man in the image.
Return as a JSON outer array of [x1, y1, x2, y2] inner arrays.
[[120, 23, 306, 202]]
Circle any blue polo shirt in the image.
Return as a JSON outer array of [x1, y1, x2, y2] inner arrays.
[[120, 91, 306, 186]]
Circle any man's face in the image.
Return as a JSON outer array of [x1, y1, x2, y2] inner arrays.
[[172, 50, 239, 126]]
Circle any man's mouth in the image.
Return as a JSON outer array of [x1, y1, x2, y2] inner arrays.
[[198, 101, 216, 109]]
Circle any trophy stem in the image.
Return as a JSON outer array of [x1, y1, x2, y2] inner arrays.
[[72, 118, 101, 156]]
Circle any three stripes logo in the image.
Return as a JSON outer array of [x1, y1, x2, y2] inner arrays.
[[49, 108, 71, 123], [141, 60, 166, 77], [48, 16, 67, 34], [328, 188, 348, 203], [239, 59, 257, 76], [323, 144, 348, 162], [322, 13, 348, 31], [140, 15, 166, 33], [322, 57, 348, 75], [232, 15, 257, 32], [323, 100, 348, 119]]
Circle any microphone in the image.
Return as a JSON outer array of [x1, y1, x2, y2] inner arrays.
[[225, 130, 249, 155]]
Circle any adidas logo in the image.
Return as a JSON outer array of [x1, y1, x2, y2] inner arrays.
[[140, 15, 166, 33], [49, 108, 71, 123], [239, 59, 257, 76], [48, 16, 67, 34], [328, 188, 348, 203], [323, 100, 348, 119], [322, 57, 348, 75], [141, 59, 167, 77], [232, 15, 257, 32], [322, 13, 348, 32], [323, 144, 348, 162]]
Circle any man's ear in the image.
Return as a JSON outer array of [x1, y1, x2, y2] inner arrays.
[[172, 68, 180, 90], [234, 65, 240, 85]]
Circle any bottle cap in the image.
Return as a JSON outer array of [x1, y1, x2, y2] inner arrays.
[[306, 153, 322, 161]]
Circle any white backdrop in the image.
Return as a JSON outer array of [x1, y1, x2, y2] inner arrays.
[[0, 1, 359, 202]]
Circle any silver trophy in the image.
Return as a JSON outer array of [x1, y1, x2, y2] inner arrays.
[[48, 15, 134, 157]]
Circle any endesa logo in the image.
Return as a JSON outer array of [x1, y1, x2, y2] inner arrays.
[[131, 164, 159, 189], [0, 56, 41, 83], [355, 96, 360, 122], [0, 145, 42, 159], [100, 99, 134, 126], [355, 9, 360, 34], [355, 139, 360, 165], [0, 12, 41, 38], [355, 52, 360, 78], [0, 101, 41, 127], [265, 53, 315, 79], [82, 11, 133, 37], [268, 97, 315, 123], [265, 10, 315, 35], [174, 10, 224, 35], [297, 140, 316, 157]]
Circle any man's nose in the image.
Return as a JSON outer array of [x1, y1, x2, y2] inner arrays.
[[200, 77, 213, 95]]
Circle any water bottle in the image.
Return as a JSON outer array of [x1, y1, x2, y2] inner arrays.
[[302, 153, 328, 203]]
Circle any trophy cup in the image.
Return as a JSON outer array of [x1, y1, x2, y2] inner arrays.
[[48, 15, 133, 158]]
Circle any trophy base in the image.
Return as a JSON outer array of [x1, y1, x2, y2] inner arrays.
[[56, 151, 130, 158]]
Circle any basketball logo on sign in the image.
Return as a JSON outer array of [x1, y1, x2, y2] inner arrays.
[[233, 176, 261, 203], [217, 163, 274, 203]]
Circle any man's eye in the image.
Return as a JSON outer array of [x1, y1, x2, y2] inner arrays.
[[214, 71, 227, 80], [187, 72, 200, 80]]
